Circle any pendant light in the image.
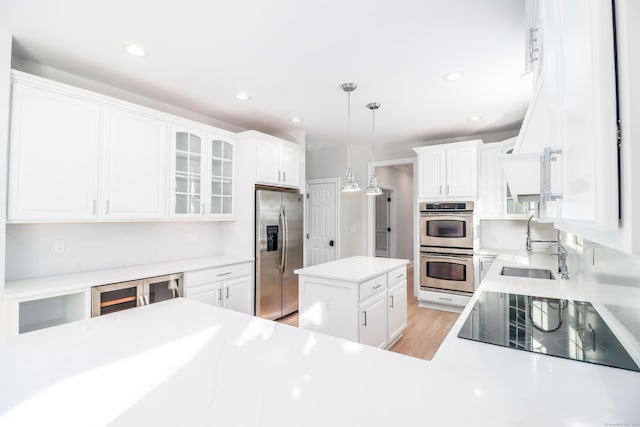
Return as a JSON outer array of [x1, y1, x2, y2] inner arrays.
[[365, 102, 383, 196], [340, 82, 361, 192]]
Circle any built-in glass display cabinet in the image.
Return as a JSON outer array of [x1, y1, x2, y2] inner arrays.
[[171, 126, 235, 218]]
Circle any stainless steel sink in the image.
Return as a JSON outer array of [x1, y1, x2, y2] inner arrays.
[[501, 266, 555, 280]]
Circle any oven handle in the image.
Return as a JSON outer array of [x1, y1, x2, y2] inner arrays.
[[420, 211, 473, 216], [422, 253, 472, 262]]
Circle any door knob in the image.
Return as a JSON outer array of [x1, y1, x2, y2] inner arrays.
[[329, 240, 334, 247]]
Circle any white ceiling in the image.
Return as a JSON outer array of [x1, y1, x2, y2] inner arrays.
[[0, 0, 531, 148]]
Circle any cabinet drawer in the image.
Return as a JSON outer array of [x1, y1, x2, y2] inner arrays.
[[387, 267, 406, 285], [423, 291, 470, 308], [184, 262, 252, 288], [359, 275, 387, 301]]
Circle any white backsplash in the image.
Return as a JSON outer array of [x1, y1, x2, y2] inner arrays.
[[5, 222, 225, 280], [478, 219, 555, 251], [569, 235, 640, 289]]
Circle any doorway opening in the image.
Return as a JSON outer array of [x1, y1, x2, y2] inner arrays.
[[374, 188, 393, 257], [367, 158, 416, 271]]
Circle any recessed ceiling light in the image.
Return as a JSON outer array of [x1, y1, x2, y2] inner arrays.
[[124, 44, 146, 57], [290, 117, 302, 123], [444, 72, 463, 81], [468, 115, 482, 121], [235, 92, 250, 101]]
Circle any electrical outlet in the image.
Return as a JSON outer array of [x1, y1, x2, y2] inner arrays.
[[184, 232, 197, 242], [54, 239, 65, 253]]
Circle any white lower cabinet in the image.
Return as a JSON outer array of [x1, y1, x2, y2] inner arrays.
[[184, 262, 253, 315], [7, 289, 91, 336], [359, 292, 388, 349], [387, 281, 407, 344]]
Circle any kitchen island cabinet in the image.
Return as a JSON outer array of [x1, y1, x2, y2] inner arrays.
[[295, 256, 408, 348]]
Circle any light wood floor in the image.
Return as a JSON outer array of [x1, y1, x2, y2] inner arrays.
[[276, 266, 460, 361]]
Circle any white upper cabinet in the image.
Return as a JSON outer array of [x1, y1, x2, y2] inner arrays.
[[279, 142, 301, 188], [249, 131, 302, 188], [171, 127, 206, 217], [8, 71, 245, 223], [553, 0, 618, 231], [446, 145, 477, 199], [170, 125, 235, 219], [414, 140, 480, 201], [514, 1, 619, 233], [416, 150, 445, 199], [8, 79, 100, 221], [101, 107, 167, 220], [256, 139, 281, 184]]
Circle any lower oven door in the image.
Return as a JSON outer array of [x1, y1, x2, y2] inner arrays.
[[420, 252, 474, 294]]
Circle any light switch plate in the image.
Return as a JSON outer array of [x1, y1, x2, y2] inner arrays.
[[54, 239, 65, 253]]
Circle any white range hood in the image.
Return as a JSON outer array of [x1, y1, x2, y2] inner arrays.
[[499, 152, 540, 202]]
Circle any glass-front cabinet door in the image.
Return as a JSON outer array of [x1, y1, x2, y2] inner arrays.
[[173, 128, 204, 216], [171, 126, 234, 218], [209, 139, 233, 216]]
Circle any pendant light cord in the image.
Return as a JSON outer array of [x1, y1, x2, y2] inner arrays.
[[347, 90, 352, 169], [371, 107, 376, 163]]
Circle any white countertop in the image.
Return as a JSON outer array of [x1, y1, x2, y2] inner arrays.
[[294, 256, 409, 283], [4, 256, 253, 299], [1, 253, 639, 426]]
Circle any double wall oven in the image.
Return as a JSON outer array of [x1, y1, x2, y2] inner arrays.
[[419, 202, 474, 295]]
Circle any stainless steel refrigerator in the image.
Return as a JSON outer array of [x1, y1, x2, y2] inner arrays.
[[255, 187, 303, 320]]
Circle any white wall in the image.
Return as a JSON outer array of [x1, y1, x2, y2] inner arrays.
[[5, 222, 225, 280], [305, 144, 369, 258], [12, 58, 246, 133], [374, 165, 414, 261]]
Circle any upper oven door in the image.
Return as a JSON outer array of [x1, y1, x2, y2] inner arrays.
[[420, 213, 473, 248]]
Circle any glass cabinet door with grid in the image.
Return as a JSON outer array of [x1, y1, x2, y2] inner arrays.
[[171, 126, 234, 218], [208, 139, 233, 216], [173, 128, 204, 216]]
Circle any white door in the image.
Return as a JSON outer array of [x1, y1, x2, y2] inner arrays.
[[256, 139, 280, 185], [101, 107, 167, 219], [387, 281, 407, 343], [418, 150, 445, 199], [187, 284, 223, 308], [447, 146, 476, 199], [223, 275, 252, 314], [359, 293, 388, 348], [555, 0, 618, 231], [306, 180, 338, 266], [279, 143, 300, 188], [171, 126, 206, 217], [8, 83, 100, 221]]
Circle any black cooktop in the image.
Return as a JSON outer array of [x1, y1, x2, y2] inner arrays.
[[458, 291, 639, 372]]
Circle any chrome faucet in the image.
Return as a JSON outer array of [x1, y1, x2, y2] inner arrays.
[[526, 214, 558, 251], [548, 241, 570, 279], [525, 215, 570, 279]]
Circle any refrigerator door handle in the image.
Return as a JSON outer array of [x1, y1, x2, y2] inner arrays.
[[279, 205, 286, 275], [283, 205, 288, 274]]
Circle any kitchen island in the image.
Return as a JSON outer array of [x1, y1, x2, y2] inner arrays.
[[295, 256, 409, 348], [1, 253, 639, 426]]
